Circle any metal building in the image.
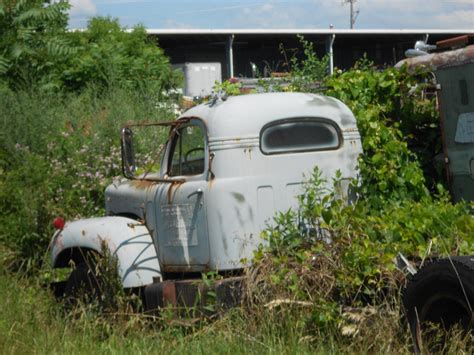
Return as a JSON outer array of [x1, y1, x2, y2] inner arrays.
[[148, 29, 474, 79]]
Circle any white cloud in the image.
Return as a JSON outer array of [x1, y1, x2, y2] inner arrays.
[[363, 0, 442, 12], [94, 0, 152, 4], [261, 3, 274, 12], [330, 0, 473, 29], [235, 1, 298, 28], [70, 0, 97, 16], [436, 10, 474, 28], [177, 3, 267, 16], [229, 0, 474, 29], [67, 0, 474, 30], [163, 19, 196, 29], [446, 0, 474, 4]]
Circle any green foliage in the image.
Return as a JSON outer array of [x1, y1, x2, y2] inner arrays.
[[0, 4, 180, 267], [252, 167, 474, 333], [0, 86, 176, 267], [250, 56, 473, 339], [284, 35, 329, 92], [215, 36, 328, 96], [3, 261, 474, 353], [213, 79, 242, 96], [0, 0, 72, 89], [0, 7, 471, 349], [62, 17, 180, 93], [325, 62, 441, 198], [280, 53, 440, 194], [0, 4, 180, 93]]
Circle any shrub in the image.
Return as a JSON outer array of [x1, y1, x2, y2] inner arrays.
[[0, 86, 176, 268], [0, 5, 181, 267], [62, 17, 181, 93], [247, 51, 474, 342], [283, 35, 329, 92], [0, 0, 73, 90], [247, 168, 474, 339], [0, 2, 180, 93], [325, 63, 441, 197]]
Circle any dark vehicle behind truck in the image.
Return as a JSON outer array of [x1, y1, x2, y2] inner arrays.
[[397, 35, 474, 349]]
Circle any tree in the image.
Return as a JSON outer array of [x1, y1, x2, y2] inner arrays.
[[62, 17, 180, 93], [0, 2, 180, 93], [0, 0, 73, 89]]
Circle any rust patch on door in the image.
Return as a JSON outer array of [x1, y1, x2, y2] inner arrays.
[[167, 180, 184, 204], [131, 179, 157, 190]]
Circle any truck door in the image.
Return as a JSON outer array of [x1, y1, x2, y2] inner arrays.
[[155, 119, 210, 270]]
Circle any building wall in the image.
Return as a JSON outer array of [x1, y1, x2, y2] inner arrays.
[[150, 31, 471, 79]]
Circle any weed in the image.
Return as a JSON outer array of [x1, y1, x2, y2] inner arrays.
[[0, 85, 176, 270]]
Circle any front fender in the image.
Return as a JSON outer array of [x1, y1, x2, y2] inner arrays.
[[51, 216, 162, 288]]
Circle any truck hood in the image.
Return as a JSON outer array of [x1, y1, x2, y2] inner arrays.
[[105, 178, 160, 219]]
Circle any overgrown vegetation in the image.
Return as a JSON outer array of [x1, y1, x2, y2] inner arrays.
[[1, 266, 323, 354], [241, 38, 474, 350], [0, 1, 180, 268], [0, 1, 180, 92], [281, 35, 329, 92], [1, 3, 473, 351], [0, 85, 177, 270]]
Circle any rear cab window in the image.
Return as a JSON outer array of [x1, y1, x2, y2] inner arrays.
[[260, 117, 342, 155]]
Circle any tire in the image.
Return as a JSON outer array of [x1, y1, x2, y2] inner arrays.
[[63, 262, 102, 306], [403, 256, 474, 349]]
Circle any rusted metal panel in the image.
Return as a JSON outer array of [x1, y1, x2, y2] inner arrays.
[[144, 276, 244, 312], [395, 45, 474, 71], [130, 179, 158, 190], [122, 118, 190, 129], [144, 280, 177, 312], [396, 41, 474, 201], [155, 118, 211, 269], [436, 89, 452, 188], [436, 35, 474, 50]]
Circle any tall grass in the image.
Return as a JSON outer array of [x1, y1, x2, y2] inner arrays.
[[1, 72, 473, 352], [0, 265, 320, 354], [2, 260, 472, 354], [0, 84, 176, 269], [0, 84, 173, 159]]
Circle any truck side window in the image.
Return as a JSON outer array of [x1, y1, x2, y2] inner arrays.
[[169, 124, 205, 176], [260, 118, 341, 155]]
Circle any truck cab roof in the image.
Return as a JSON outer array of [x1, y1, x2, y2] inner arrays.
[[178, 92, 358, 138]]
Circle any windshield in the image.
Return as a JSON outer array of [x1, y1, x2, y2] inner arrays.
[[121, 120, 188, 180]]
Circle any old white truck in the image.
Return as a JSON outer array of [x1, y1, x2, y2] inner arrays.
[[50, 92, 362, 309]]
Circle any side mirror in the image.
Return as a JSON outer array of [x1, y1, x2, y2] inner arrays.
[[121, 127, 135, 178]]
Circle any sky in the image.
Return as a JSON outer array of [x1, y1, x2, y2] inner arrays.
[[68, 0, 474, 30]]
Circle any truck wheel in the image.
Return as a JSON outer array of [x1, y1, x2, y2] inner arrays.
[[403, 257, 474, 348], [63, 262, 102, 306]]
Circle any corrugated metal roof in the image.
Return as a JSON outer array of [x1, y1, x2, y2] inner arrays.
[[146, 29, 474, 35]]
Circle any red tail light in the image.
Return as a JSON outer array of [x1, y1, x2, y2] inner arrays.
[[53, 217, 65, 230]]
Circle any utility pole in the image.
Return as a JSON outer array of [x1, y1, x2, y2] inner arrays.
[[343, 0, 359, 29]]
